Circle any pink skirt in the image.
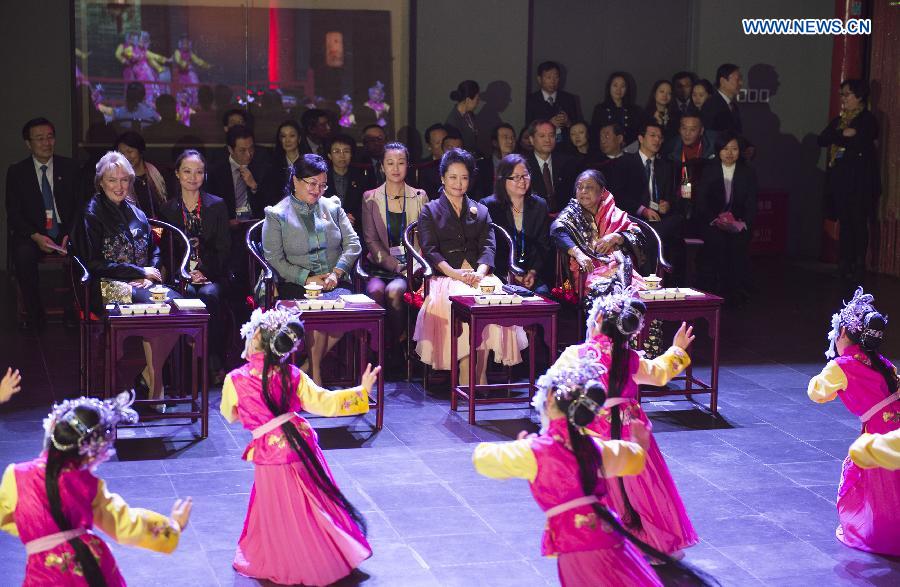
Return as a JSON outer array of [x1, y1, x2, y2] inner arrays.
[[414, 274, 527, 371], [835, 455, 900, 555], [594, 409, 698, 554], [234, 461, 371, 586], [557, 544, 662, 587], [24, 533, 126, 587]]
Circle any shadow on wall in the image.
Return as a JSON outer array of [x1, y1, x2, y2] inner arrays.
[[474, 80, 512, 155], [741, 63, 824, 259]]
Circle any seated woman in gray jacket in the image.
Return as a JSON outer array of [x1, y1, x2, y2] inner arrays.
[[262, 154, 362, 384]]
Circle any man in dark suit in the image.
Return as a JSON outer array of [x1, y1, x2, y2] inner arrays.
[[354, 124, 387, 191], [205, 125, 272, 221], [525, 61, 581, 146], [610, 122, 685, 282], [412, 124, 450, 200], [701, 63, 743, 134], [5, 118, 83, 328], [299, 108, 333, 156], [672, 71, 697, 115], [524, 119, 575, 213], [664, 113, 716, 236]]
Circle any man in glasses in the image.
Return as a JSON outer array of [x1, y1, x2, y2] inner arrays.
[[355, 124, 388, 190]]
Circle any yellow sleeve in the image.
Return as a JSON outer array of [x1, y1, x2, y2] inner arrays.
[[472, 439, 538, 482], [807, 360, 847, 403], [219, 374, 239, 423], [849, 431, 900, 470], [634, 346, 691, 386], [91, 479, 180, 554], [0, 464, 19, 537], [597, 440, 647, 478], [297, 370, 369, 417]]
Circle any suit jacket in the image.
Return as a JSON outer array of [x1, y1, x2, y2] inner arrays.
[[411, 159, 442, 200], [817, 108, 880, 200], [351, 158, 384, 192], [446, 107, 479, 153], [361, 183, 428, 273], [607, 152, 675, 216], [204, 156, 272, 220], [701, 92, 742, 134], [325, 166, 367, 227], [418, 194, 495, 272], [664, 134, 717, 194], [5, 155, 83, 242], [590, 101, 641, 144], [481, 193, 551, 281], [159, 193, 231, 282], [525, 152, 575, 214], [525, 90, 582, 141], [695, 161, 758, 228]]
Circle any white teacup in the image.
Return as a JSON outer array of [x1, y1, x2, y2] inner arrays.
[[500, 295, 513, 304], [321, 300, 334, 310], [157, 303, 172, 314], [149, 285, 168, 302], [510, 295, 523, 304], [145, 305, 160, 314], [489, 296, 501, 305], [304, 283, 324, 299], [333, 300, 346, 309], [119, 305, 133, 315], [644, 274, 662, 290]]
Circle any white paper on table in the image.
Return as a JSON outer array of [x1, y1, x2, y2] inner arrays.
[[172, 298, 207, 309], [340, 294, 376, 304]]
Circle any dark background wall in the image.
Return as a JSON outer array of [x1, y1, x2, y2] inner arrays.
[[0, 0, 838, 269]]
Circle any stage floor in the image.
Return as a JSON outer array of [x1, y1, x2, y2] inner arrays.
[[2, 260, 899, 586]]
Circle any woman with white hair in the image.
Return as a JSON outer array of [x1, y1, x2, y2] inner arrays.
[[74, 151, 181, 410]]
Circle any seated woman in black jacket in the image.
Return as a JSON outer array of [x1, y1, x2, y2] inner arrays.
[[160, 149, 231, 381], [75, 150, 182, 409], [695, 131, 758, 304], [481, 154, 551, 294]]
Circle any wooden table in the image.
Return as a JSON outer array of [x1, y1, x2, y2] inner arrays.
[[276, 299, 386, 430], [638, 291, 724, 415], [450, 296, 559, 424], [105, 305, 210, 438]]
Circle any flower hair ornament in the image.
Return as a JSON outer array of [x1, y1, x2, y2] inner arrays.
[[590, 282, 644, 338], [532, 354, 607, 432], [42, 391, 139, 469], [825, 287, 884, 359], [240, 306, 303, 359]]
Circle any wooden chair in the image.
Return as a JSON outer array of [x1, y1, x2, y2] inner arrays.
[[246, 219, 276, 310], [72, 218, 192, 396], [402, 221, 524, 387]]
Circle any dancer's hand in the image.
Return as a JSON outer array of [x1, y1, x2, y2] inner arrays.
[[0, 368, 22, 404], [170, 496, 193, 530], [630, 421, 651, 451], [673, 322, 695, 350], [360, 363, 382, 392], [516, 430, 537, 440]]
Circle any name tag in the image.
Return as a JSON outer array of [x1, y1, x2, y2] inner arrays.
[[681, 182, 692, 199], [650, 201, 660, 212], [45, 209, 54, 229], [189, 259, 199, 271], [389, 245, 404, 258]]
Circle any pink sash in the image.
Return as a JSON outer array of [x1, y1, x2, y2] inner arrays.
[[24, 528, 86, 555], [252, 412, 297, 439], [545, 495, 600, 519]]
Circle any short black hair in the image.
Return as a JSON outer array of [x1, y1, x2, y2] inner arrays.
[[115, 130, 146, 153], [287, 153, 329, 197], [326, 133, 356, 155], [439, 147, 476, 177], [300, 108, 329, 132], [491, 122, 516, 143], [22, 117, 55, 141], [713, 130, 743, 155], [537, 61, 561, 76], [672, 71, 697, 85], [382, 141, 410, 162], [221, 108, 249, 128], [424, 123, 448, 145], [639, 121, 663, 137], [599, 122, 624, 137], [715, 63, 740, 87], [226, 124, 254, 149], [361, 124, 386, 138], [693, 79, 714, 97], [124, 82, 146, 108], [441, 125, 463, 147], [841, 78, 869, 103], [526, 119, 555, 138]]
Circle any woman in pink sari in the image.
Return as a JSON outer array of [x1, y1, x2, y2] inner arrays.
[[808, 287, 900, 555]]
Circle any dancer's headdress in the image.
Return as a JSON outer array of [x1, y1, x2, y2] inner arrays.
[[588, 282, 644, 338], [532, 353, 607, 432], [43, 391, 138, 468], [825, 287, 886, 358], [240, 306, 303, 359]]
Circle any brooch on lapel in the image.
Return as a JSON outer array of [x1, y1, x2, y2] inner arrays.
[[469, 206, 478, 217]]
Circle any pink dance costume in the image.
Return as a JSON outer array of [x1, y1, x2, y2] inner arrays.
[[220, 351, 372, 585], [557, 336, 699, 554], [808, 344, 900, 555], [0, 457, 182, 586], [474, 418, 661, 587]]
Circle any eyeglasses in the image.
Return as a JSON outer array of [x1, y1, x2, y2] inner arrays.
[[301, 178, 328, 192], [505, 174, 531, 183]]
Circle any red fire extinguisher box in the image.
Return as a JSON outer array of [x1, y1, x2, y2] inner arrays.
[[750, 191, 788, 256]]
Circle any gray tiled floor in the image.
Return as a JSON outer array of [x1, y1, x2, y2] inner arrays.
[[1, 262, 900, 585]]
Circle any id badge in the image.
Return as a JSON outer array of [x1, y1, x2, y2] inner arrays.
[[189, 259, 199, 271], [681, 182, 692, 199], [45, 209, 54, 229], [650, 201, 660, 212], [389, 245, 404, 257]]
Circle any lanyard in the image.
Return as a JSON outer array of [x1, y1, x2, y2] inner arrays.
[[384, 189, 407, 245], [181, 197, 202, 229], [512, 207, 526, 263]]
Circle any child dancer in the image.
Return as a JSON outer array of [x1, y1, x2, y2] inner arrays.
[[473, 356, 712, 587], [549, 289, 699, 557], [0, 392, 192, 586], [221, 307, 379, 586], [808, 287, 900, 555]]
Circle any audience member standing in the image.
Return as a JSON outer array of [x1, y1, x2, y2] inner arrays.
[[664, 113, 716, 236], [591, 72, 641, 145], [643, 80, 680, 141], [701, 63, 743, 134], [446, 80, 481, 153], [524, 119, 575, 213], [817, 79, 880, 282], [691, 79, 714, 112], [525, 61, 582, 145], [115, 131, 171, 219], [672, 71, 697, 115], [5, 118, 82, 329], [299, 108, 333, 156]]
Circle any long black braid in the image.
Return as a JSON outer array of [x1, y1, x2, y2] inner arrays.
[[258, 321, 367, 535], [562, 385, 715, 586], [45, 407, 108, 587], [599, 300, 646, 529]]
